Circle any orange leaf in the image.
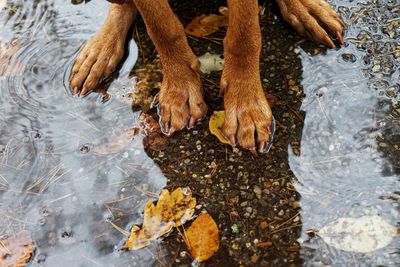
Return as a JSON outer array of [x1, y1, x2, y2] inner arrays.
[[0, 231, 35, 267], [185, 212, 220, 262], [185, 12, 228, 37]]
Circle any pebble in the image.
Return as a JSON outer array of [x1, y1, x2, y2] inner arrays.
[[253, 185, 262, 199]]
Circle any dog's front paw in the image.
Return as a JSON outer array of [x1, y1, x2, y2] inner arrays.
[[157, 61, 207, 136], [221, 74, 273, 155], [69, 24, 126, 96], [277, 0, 346, 47]]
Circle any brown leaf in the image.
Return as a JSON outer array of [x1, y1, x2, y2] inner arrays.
[[139, 113, 167, 151], [184, 212, 220, 262], [265, 92, 284, 108], [185, 11, 228, 37], [125, 187, 196, 250], [0, 41, 25, 77], [0, 231, 35, 267], [92, 128, 138, 155]]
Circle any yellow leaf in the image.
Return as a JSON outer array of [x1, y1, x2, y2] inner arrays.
[[209, 111, 230, 144], [125, 187, 196, 250], [185, 212, 220, 262], [0, 231, 35, 267]]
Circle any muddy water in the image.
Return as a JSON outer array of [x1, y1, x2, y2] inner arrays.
[[0, 0, 399, 266], [0, 1, 166, 266]]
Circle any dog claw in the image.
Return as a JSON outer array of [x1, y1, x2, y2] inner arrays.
[[188, 116, 196, 129], [249, 147, 258, 157], [336, 31, 344, 44], [258, 141, 266, 153], [323, 35, 335, 48], [167, 126, 176, 136], [229, 135, 236, 146]]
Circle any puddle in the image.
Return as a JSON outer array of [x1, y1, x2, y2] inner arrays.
[[0, 0, 399, 266], [289, 0, 400, 265], [0, 1, 166, 266]]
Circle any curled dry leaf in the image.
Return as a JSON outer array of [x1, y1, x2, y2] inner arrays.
[[125, 187, 196, 250], [185, 8, 228, 37], [139, 113, 167, 151], [318, 215, 397, 253], [209, 111, 230, 144], [198, 53, 224, 74], [184, 212, 220, 263], [0, 231, 35, 267]]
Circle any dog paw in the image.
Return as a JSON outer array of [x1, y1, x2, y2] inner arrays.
[[220, 74, 273, 155], [156, 61, 207, 136], [69, 24, 126, 96], [277, 0, 346, 47]]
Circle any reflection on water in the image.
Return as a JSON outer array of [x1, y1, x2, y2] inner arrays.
[[289, 0, 399, 265], [0, 1, 166, 266]]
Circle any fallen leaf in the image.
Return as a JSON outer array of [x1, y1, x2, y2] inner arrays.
[[198, 53, 224, 74], [265, 92, 283, 108], [0, 0, 6, 10], [185, 9, 228, 37], [92, 128, 138, 155], [184, 212, 220, 262], [125, 187, 196, 250], [209, 111, 230, 144], [0, 231, 35, 267], [318, 215, 397, 253], [139, 113, 168, 151], [0, 41, 25, 77]]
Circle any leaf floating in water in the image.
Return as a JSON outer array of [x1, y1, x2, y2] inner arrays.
[[198, 53, 224, 74], [124, 187, 196, 250], [0, 41, 25, 77], [184, 212, 220, 263], [0, 0, 6, 10], [209, 111, 230, 144], [92, 128, 138, 155], [318, 215, 397, 253], [0, 231, 35, 267]]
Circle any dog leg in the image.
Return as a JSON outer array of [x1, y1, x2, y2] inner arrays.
[[133, 0, 207, 135], [221, 0, 273, 155], [69, 1, 137, 96], [276, 0, 346, 47]]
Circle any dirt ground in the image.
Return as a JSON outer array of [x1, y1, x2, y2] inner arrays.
[[131, 0, 312, 265]]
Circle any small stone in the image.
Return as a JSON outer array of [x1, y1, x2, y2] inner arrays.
[[253, 185, 262, 199], [251, 254, 260, 263], [231, 224, 239, 234], [260, 221, 269, 229]]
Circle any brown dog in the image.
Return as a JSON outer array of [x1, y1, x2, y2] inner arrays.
[[69, 0, 345, 154]]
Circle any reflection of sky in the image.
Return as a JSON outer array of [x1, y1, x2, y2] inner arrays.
[[289, 1, 399, 265], [0, 1, 165, 266]]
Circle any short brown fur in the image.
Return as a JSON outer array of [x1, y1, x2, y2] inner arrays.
[[69, 0, 345, 153]]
